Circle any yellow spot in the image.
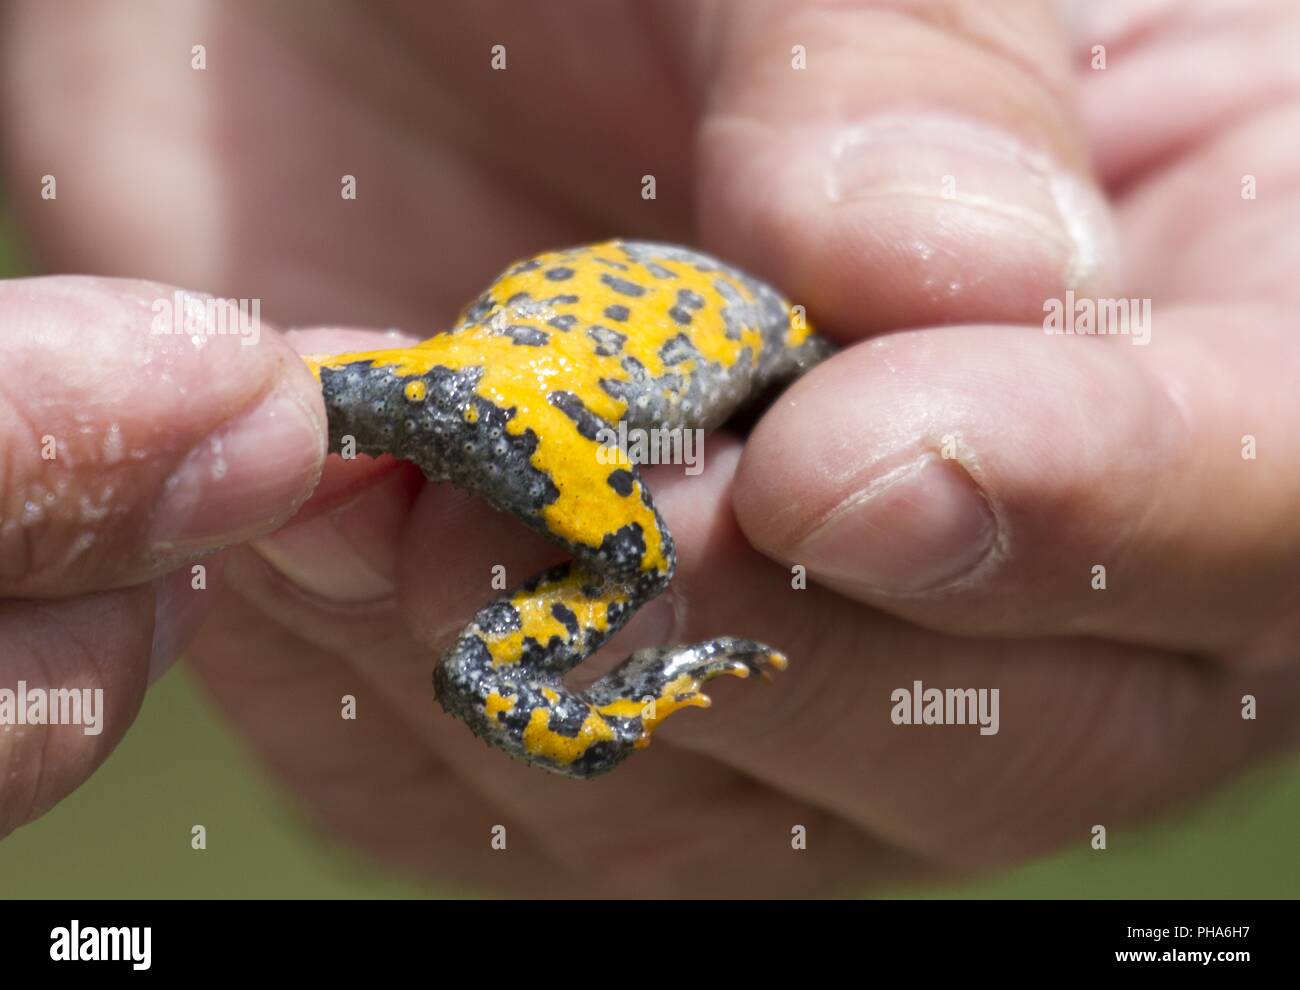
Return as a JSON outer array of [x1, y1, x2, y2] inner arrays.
[[404, 379, 427, 402], [785, 312, 816, 348], [485, 691, 517, 721], [486, 631, 525, 666], [482, 569, 627, 668], [522, 706, 615, 764], [593, 698, 645, 719], [541, 687, 560, 703], [463, 403, 479, 423]]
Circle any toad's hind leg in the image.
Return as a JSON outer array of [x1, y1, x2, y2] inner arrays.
[[584, 636, 788, 742], [434, 560, 787, 779]]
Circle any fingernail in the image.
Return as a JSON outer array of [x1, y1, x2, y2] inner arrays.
[[148, 567, 215, 683], [251, 466, 418, 602], [796, 456, 996, 594], [147, 588, 185, 684], [826, 113, 1117, 290], [151, 384, 324, 553], [254, 518, 393, 602]]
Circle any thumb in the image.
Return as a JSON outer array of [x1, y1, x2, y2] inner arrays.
[[697, 0, 1119, 336], [0, 275, 325, 596], [0, 275, 324, 837]]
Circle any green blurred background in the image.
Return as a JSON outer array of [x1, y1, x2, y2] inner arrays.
[[0, 207, 1296, 900]]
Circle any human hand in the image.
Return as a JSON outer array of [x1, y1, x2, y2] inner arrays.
[[0, 276, 325, 838], [3, 0, 1297, 896]]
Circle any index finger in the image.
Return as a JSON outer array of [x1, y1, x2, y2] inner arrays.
[[698, 0, 1119, 337]]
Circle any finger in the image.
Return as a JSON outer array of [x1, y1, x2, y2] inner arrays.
[[612, 447, 1300, 869], [0, 586, 152, 837], [734, 310, 1300, 666], [181, 573, 583, 894], [1108, 100, 1300, 305], [0, 276, 325, 596], [698, 0, 1119, 337], [1063, 0, 1300, 186], [667, 563, 1300, 869], [249, 326, 431, 604], [1, 0, 605, 330], [146, 554, 228, 684], [208, 522, 908, 896]]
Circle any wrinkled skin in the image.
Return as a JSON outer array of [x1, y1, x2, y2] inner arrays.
[[1, 0, 1299, 896]]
